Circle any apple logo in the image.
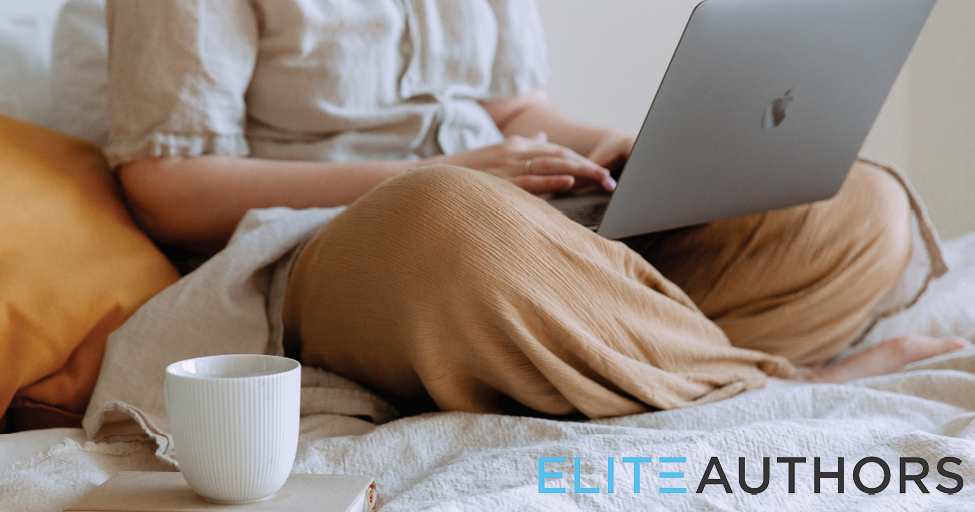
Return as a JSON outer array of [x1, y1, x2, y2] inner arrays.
[[762, 88, 794, 129]]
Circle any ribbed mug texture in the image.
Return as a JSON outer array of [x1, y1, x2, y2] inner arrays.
[[165, 355, 301, 504]]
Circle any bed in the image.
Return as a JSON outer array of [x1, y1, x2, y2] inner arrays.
[[3, 229, 975, 510], [3, 1, 975, 510]]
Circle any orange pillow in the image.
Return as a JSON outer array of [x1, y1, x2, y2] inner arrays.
[[0, 115, 180, 431]]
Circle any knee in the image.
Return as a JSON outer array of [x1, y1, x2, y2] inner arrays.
[[289, 166, 506, 297], [385, 164, 487, 193], [359, 164, 542, 232], [373, 165, 495, 211], [840, 161, 913, 277]]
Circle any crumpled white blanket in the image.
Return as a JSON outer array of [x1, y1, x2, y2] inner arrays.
[[81, 207, 399, 466], [3, 350, 975, 511]]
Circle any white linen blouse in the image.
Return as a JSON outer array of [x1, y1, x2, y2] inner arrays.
[[104, 0, 550, 168]]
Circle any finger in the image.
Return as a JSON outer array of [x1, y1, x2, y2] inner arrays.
[[518, 141, 593, 164], [528, 156, 610, 183], [589, 141, 632, 170], [510, 175, 575, 194], [588, 144, 620, 169], [504, 133, 548, 145], [529, 157, 616, 192], [521, 149, 611, 182]]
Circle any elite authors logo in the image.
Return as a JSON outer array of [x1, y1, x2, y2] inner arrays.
[[537, 455, 964, 496]]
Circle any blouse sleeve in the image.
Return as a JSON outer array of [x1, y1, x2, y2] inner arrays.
[[484, 0, 551, 99], [105, 0, 258, 168]]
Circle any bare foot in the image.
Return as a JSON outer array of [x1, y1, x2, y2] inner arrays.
[[793, 335, 972, 384]]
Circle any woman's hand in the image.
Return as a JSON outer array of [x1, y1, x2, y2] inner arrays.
[[587, 128, 637, 176], [432, 133, 617, 195]]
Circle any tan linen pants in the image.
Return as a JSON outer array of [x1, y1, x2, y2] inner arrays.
[[283, 159, 912, 418]]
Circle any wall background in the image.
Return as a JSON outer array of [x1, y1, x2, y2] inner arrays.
[[3, 0, 972, 237], [537, 0, 975, 239], [0, 1, 65, 20]]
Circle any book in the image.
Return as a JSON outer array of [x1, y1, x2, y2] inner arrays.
[[64, 472, 376, 512]]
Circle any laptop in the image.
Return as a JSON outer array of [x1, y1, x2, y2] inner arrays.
[[549, 0, 935, 239]]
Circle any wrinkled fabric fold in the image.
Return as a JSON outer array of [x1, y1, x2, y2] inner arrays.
[[285, 160, 913, 416]]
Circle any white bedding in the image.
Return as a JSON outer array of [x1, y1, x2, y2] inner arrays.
[[3, 354, 975, 511], [4, 233, 975, 511]]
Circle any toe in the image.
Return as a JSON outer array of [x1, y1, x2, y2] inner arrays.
[[948, 337, 973, 350], [888, 335, 970, 366]]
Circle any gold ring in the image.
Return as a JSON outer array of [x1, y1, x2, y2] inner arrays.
[[525, 158, 532, 175]]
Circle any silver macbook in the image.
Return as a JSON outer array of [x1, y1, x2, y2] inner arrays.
[[550, 0, 935, 239]]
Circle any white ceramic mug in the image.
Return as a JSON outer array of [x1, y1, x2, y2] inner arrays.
[[164, 354, 301, 504]]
